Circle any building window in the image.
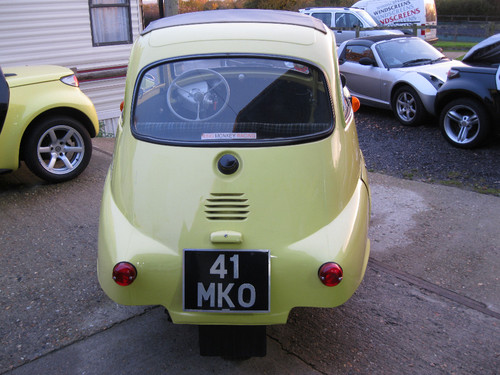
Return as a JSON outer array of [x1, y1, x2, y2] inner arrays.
[[89, 0, 133, 46]]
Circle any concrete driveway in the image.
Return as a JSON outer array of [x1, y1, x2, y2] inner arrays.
[[0, 138, 498, 374]]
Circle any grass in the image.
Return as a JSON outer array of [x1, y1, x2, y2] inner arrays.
[[97, 121, 116, 138], [402, 169, 419, 180], [440, 179, 464, 188], [395, 169, 500, 197], [433, 41, 476, 60], [97, 129, 115, 138], [433, 40, 476, 51], [473, 186, 500, 196], [436, 172, 500, 197]]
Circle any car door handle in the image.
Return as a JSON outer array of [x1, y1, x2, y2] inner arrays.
[[210, 231, 243, 244]]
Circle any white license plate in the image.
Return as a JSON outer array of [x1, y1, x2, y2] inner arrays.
[[183, 249, 270, 312]]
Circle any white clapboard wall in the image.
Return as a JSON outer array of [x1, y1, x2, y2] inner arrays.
[[0, 0, 143, 135]]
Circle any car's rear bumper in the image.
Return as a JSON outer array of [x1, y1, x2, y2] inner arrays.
[[98, 171, 370, 325]]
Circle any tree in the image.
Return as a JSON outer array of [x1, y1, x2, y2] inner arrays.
[[244, 0, 298, 10]]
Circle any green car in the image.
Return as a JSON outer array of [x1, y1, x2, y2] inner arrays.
[[0, 65, 99, 182], [98, 9, 371, 357]]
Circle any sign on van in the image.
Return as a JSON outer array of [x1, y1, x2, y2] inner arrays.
[[353, 0, 437, 42], [370, 0, 422, 25]]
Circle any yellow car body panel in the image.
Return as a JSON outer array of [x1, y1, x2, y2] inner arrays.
[[0, 65, 99, 172], [98, 10, 370, 325]]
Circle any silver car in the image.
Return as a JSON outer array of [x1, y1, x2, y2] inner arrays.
[[338, 35, 465, 125]]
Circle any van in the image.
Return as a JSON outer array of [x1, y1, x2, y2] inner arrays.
[[299, 7, 402, 45], [352, 0, 437, 42]]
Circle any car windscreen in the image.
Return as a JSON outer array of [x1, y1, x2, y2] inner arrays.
[[132, 57, 334, 146], [376, 38, 443, 68], [355, 9, 378, 27]]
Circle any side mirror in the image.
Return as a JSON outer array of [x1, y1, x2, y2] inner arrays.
[[359, 57, 376, 66]]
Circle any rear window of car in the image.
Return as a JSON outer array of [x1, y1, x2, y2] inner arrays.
[[132, 56, 334, 146]]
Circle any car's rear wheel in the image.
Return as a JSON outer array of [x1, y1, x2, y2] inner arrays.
[[23, 116, 92, 182], [439, 98, 490, 149], [392, 86, 425, 126]]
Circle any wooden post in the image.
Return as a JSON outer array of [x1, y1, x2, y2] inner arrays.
[[164, 0, 178, 17], [488, 22, 495, 37]]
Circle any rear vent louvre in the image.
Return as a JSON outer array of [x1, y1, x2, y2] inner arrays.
[[205, 193, 249, 221]]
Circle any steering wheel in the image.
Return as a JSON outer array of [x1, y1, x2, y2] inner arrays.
[[167, 69, 230, 121]]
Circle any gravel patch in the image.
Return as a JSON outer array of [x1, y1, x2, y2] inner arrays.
[[354, 107, 500, 196]]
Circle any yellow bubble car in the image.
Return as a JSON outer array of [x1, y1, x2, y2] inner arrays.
[[98, 9, 370, 357]]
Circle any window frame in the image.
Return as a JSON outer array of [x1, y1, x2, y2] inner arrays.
[[344, 44, 376, 64], [311, 12, 332, 28], [88, 0, 133, 47], [130, 54, 336, 148], [335, 13, 363, 29]]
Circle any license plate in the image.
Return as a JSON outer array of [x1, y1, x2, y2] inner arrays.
[[183, 249, 270, 312]]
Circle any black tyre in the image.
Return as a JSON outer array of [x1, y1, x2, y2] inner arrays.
[[392, 86, 426, 126], [23, 116, 92, 183], [439, 98, 491, 149]]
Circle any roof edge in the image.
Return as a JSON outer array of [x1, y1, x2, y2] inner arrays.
[[141, 9, 328, 36]]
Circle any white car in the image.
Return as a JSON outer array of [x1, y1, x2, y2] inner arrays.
[[338, 35, 465, 125], [300, 7, 402, 45]]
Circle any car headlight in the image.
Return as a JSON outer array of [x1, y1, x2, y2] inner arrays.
[[418, 72, 444, 90], [60, 74, 79, 87], [447, 68, 460, 79]]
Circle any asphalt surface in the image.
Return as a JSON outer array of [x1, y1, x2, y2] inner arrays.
[[355, 106, 500, 196], [0, 137, 499, 374], [354, 49, 499, 197]]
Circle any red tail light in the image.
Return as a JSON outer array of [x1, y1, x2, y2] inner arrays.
[[318, 262, 343, 286], [113, 262, 137, 286]]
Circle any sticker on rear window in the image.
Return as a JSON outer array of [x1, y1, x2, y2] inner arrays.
[[201, 133, 257, 140]]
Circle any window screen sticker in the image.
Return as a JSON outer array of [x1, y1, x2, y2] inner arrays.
[[284, 61, 310, 74], [201, 133, 257, 140]]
